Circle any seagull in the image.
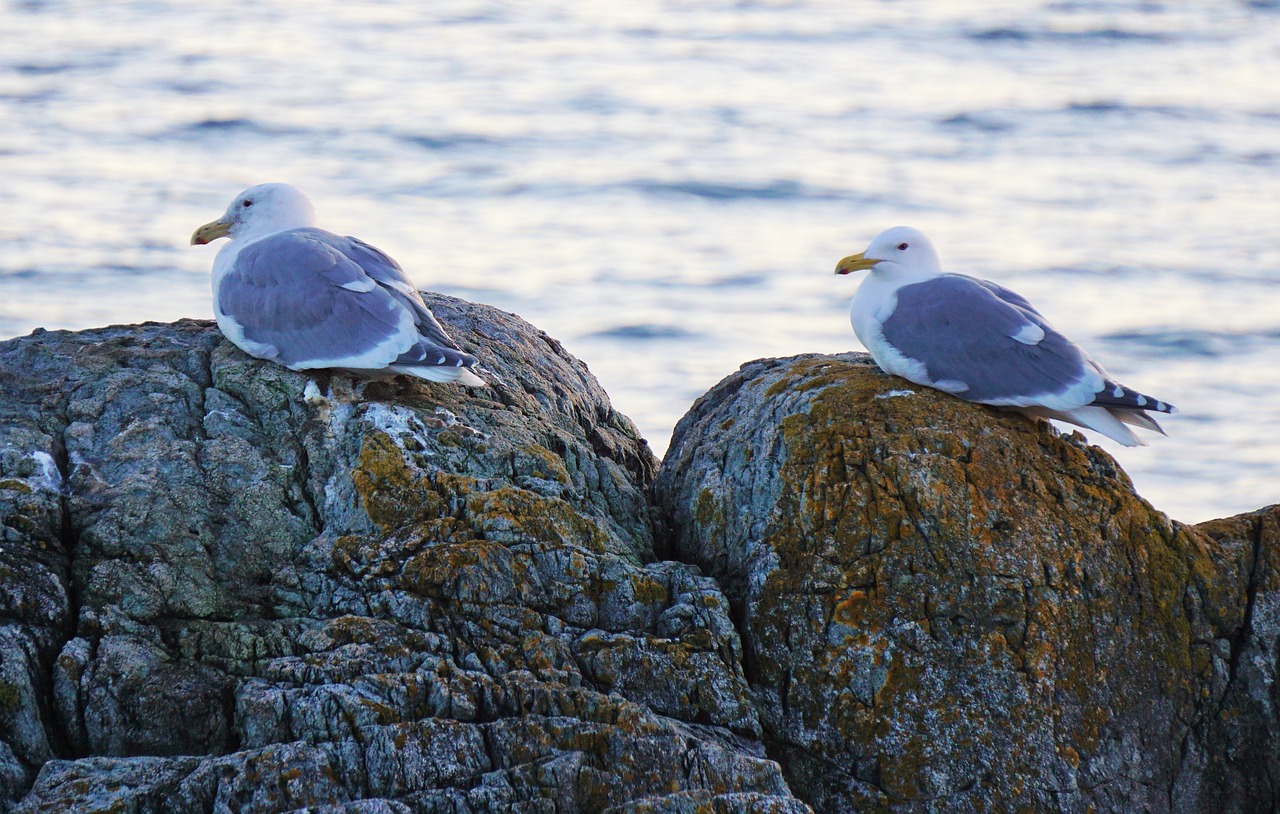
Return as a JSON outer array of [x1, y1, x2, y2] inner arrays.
[[834, 226, 1175, 446], [191, 183, 485, 386]]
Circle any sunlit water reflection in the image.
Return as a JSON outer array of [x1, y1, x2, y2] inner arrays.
[[2, 1, 1278, 522]]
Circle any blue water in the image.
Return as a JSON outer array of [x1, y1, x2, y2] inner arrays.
[[2, 1, 1278, 523]]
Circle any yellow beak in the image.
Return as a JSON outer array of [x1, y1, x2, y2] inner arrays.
[[191, 219, 232, 246], [834, 252, 880, 275]]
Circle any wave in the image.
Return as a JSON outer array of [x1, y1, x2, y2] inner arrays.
[[622, 179, 840, 202], [938, 113, 1016, 132], [399, 132, 497, 151], [1100, 328, 1280, 358], [968, 27, 1170, 44], [583, 324, 703, 341], [161, 118, 312, 139]]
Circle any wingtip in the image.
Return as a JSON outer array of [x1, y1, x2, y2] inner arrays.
[[457, 368, 488, 387], [386, 363, 487, 387]]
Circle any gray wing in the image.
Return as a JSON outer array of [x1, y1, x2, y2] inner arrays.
[[219, 230, 412, 368], [880, 274, 1103, 406], [219, 229, 475, 371], [972, 278, 1039, 315], [340, 233, 472, 357]]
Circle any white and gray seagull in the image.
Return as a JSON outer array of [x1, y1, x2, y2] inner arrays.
[[835, 225, 1175, 446], [191, 183, 485, 386]]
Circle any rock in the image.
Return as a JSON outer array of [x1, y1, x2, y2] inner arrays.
[[1190, 507, 1280, 811], [5, 308, 1275, 813], [0, 297, 804, 813], [657, 352, 1279, 813]]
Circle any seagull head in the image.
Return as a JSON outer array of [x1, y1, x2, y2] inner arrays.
[[835, 226, 943, 280], [191, 183, 318, 245]]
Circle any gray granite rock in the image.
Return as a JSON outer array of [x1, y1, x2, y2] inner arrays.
[[7, 309, 1275, 813], [656, 352, 1280, 813], [0, 300, 804, 813]]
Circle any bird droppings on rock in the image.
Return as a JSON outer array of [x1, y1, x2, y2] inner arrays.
[[1, 320, 1275, 813], [0, 302, 787, 812]]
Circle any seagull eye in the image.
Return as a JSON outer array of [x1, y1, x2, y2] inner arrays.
[[241, 199, 253, 208], [896, 242, 909, 251]]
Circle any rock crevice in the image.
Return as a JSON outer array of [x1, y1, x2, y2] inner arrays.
[[1, 318, 1275, 813]]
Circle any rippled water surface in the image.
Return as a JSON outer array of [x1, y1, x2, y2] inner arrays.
[[2, 0, 1278, 523]]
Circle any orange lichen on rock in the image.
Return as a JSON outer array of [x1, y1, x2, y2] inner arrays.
[[659, 351, 1272, 813], [0, 310, 810, 812], [351, 430, 446, 530]]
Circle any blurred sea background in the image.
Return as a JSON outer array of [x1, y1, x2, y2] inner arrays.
[[1, 0, 1277, 523]]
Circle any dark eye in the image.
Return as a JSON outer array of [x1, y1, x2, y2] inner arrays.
[[241, 199, 253, 208], [896, 242, 909, 251]]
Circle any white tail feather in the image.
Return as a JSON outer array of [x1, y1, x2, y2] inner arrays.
[[1021, 404, 1147, 447], [389, 364, 487, 387], [1114, 408, 1166, 435]]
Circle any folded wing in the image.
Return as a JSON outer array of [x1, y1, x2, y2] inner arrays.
[[880, 274, 1107, 410], [217, 229, 482, 382]]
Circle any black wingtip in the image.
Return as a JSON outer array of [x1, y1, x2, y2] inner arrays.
[[1093, 382, 1176, 415]]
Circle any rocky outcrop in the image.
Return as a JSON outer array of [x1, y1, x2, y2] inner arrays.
[[3, 310, 1276, 813], [657, 352, 1279, 813], [0, 299, 807, 813]]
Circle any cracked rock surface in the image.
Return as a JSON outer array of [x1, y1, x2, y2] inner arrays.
[[0, 298, 806, 813], [657, 352, 1279, 813], [3, 310, 1276, 814]]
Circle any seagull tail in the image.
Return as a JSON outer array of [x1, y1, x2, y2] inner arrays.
[[1090, 381, 1177, 416], [389, 363, 487, 387], [1051, 405, 1149, 447], [1114, 408, 1167, 436], [389, 345, 487, 387]]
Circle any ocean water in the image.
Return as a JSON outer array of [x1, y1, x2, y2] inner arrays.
[[1, 0, 1278, 524]]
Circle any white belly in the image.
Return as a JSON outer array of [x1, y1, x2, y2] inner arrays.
[[849, 276, 932, 386]]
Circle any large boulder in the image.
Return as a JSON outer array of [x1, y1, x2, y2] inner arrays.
[[0, 299, 807, 813], [657, 352, 1279, 813], [4, 308, 1275, 814]]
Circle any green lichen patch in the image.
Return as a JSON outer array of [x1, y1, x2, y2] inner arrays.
[[663, 352, 1260, 812], [466, 486, 609, 552], [0, 680, 21, 711], [351, 430, 444, 530], [399, 537, 526, 603], [630, 573, 669, 606], [519, 444, 571, 484]]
